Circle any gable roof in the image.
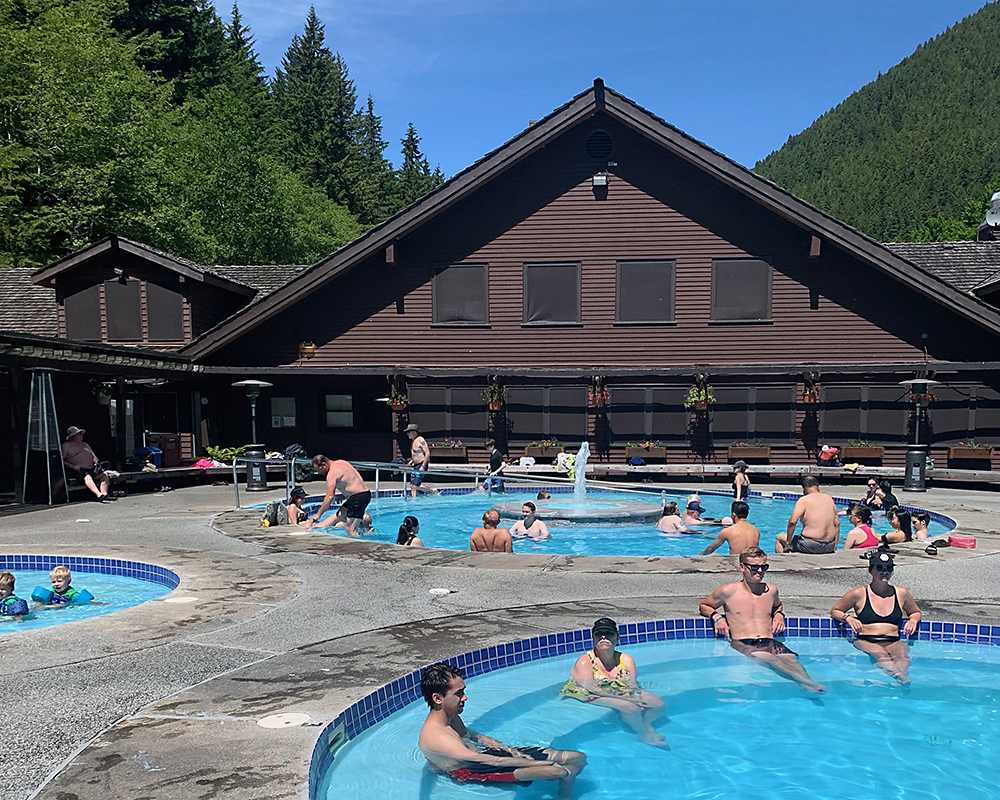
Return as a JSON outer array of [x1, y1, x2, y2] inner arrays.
[[0, 269, 57, 336], [181, 80, 1000, 358], [885, 241, 1000, 294], [32, 236, 256, 297]]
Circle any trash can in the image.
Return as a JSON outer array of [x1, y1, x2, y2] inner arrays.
[[903, 444, 928, 492], [134, 446, 163, 468], [245, 443, 268, 491]]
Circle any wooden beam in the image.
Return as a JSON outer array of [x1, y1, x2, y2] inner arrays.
[[809, 235, 821, 259]]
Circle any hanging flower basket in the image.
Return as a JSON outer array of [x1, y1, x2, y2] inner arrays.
[[802, 391, 819, 404], [488, 400, 503, 412]]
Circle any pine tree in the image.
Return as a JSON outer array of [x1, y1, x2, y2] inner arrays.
[[272, 6, 358, 206], [347, 94, 396, 225], [221, 2, 271, 126], [396, 122, 444, 209]]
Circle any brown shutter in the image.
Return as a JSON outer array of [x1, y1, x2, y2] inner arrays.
[[650, 387, 690, 444], [610, 388, 647, 442], [147, 279, 184, 341], [755, 386, 796, 442], [507, 388, 545, 443], [408, 387, 448, 440], [822, 386, 862, 441], [524, 264, 580, 324], [711, 260, 771, 321], [432, 264, 488, 324], [930, 385, 972, 445], [617, 260, 675, 323], [711, 387, 751, 442], [64, 283, 101, 340], [548, 387, 588, 441], [450, 387, 489, 444], [104, 279, 142, 341]]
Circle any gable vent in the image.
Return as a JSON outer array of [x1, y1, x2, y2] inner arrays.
[[585, 129, 614, 161]]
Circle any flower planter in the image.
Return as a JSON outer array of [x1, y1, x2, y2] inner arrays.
[[96, 395, 111, 406], [487, 400, 503, 412], [692, 399, 709, 411], [841, 446, 884, 462], [728, 446, 770, 461], [430, 446, 468, 462], [625, 446, 666, 462], [525, 445, 565, 459], [948, 447, 994, 463], [389, 403, 408, 413], [801, 393, 819, 404]]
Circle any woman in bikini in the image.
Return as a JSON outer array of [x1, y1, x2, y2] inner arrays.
[[561, 618, 667, 747], [732, 461, 750, 502], [841, 505, 879, 550], [882, 508, 913, 544], [396, 516, 424, 547], [830, 551, 922, 683]]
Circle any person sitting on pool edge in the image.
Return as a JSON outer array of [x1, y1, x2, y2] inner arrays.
[[0, 571, 29, 622], [31, 566, 102, 607], [699, 501, 760, 556], [561, 617, 667, 747], [775, 475, 840, 554], [700, 547, 827, 694], [418, 662, 586, 797], [831, 551, 921, 684]]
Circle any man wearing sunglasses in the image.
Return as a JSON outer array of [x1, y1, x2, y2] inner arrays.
[[700, 547, 827, 694]]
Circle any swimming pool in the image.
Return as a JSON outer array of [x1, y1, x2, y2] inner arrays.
[[312, 488, 954, 556], [313, 621, 1000, 800], [0, 555, 178, 633]]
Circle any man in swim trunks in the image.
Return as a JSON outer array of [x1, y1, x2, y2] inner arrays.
[[509, 502, 550, 541], [775, 475, 840, 554], [470, 509, 513, 552], [700, 547, 826, 694], [418, 662, 586, 798], [699, 501, 760, 555], [310, 455, 371, 536], [405, 423, 439, 498]]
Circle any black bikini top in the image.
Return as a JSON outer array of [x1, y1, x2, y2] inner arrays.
[[857, 587, 903, 626]]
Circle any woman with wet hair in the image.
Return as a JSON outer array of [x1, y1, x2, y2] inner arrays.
[[397, 516, 424, 547], [883, 508, 913, 544], [656, 502, 684, 533], [841, 506, 879, 550]]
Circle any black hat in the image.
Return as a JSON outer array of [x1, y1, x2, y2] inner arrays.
[[289, 486, 307, 500], [869, 551, 895, 569], [591, 618, 619, 639]]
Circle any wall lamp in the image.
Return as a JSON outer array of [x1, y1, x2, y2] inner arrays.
[[592, 172, 609, 187]]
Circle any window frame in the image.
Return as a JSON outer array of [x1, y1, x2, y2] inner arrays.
[[615, 259, 677, 325], [522, 262, 582, 326], [710, 258, 773, 324], [323, 393, 354, 429], [431, 262, 490, 326]]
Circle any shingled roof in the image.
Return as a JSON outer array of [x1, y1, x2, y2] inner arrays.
[[885, 241, 1000, 294], [0, 269, 57, 336]]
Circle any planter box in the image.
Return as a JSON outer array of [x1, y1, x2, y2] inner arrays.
[[728, 446, 770, 461], [842, 446, 885, 462], [524, 445, 565, 459], [625, 446, 667, 462], [948, 447, 994, 462], [430, 446, 468, 462]]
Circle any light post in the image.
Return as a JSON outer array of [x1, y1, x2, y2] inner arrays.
[[899, 378, 939, 492]]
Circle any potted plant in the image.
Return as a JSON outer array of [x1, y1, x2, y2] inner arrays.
[[589, 384, 611, 408], [525, 437, 563, 458], [683, 385, 716, 412], [429, 437, 468, 461], [842, 439, 885, 462], [802, 372, 820, 404], [948, 440, 994, 463], [727, 439, 770, 461], [909, 392, 937, 408], [483, 383, 506, 412], [387, 391, 408, 412], [91, 381, 112, 406], [624, 440, 667, 461]]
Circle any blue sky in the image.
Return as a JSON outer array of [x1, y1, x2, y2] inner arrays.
[[219, 1, 991, 176]]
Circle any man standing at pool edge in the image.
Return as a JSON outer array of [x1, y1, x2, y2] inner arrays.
[[700, 547, 827, 694], [419, 662, 586, 798], [309, 455, 371, 536]]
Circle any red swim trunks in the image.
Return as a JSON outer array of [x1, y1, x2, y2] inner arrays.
[[447, 747, 549, 785]]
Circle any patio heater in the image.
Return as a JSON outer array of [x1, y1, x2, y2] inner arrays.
[[22, 369, 68, 504], [232, 379, 273, 492], [899, 378, 939, 492]]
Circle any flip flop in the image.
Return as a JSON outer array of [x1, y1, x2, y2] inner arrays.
[[925, 544, 938, 556], [931, 538, 951, 548]]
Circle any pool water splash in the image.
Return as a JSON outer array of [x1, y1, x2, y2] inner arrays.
[[573, 441, 590, 505]]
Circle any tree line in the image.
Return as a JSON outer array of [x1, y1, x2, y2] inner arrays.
[[0, 0, 444, 269]]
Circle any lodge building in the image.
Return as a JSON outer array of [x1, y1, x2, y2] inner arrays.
[[2, 80, 999, 497]]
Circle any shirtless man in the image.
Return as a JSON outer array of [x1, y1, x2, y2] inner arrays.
[[310, 455, 371, 535], [700, 547, 826, 694], [509, 502, 550, 541], [405, 423, 438, 498], [470, 509, 513, 552], [418, 662, 586, 798], [699, 501, 760, 555], [775, 475, 840, 554]]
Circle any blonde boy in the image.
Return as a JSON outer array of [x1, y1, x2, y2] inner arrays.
[[0, 571, 29, 621], [31, 565, 95, 606]]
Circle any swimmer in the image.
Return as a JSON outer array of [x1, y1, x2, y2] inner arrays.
[[561, 618, 667, 747], [470, 509, 513, 553], [841, 505, 879, 550], [396, 516, 423, 547], [537, 490, 551, 500], [0, 571, 29, 622], [831, 551, 921, 684], [699, 501, 760, 555], [656, 501, 685, 533], [31, 566, 104, 608], [882, 508, 913, 544], [912, 511, 931, 540], [509, 502, 549, 541], [419, 662, 586, 798], [334, 513, 373, 533], [700, 547, 826, 694]]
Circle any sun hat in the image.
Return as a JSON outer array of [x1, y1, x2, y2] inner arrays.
[[404, 423, 420, 432], [65, 426, 85, 439]]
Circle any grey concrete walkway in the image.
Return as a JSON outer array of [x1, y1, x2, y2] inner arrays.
[[3, 481, 1000, 799]]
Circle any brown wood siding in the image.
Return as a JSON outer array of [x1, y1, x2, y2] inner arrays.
[[187, 281, 248, 340], [213, 114, 1000, 370]]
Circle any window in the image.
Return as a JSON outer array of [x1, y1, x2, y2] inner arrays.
[[64, 283, 101, 340], [432, 264, 488, 324], [147, 279, 184, 341], [271, 397, 297, 429], [616, 260, 675, 323], [523, 263, 580, 325], [104, 278, 142, 340], [610, 386, 688, 444], [506, 386, 587, 443], [408, 386, 488, 443], [711, 259, 771, 322], [324, 394, 353, 428]]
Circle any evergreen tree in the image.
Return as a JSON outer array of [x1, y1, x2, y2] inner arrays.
[[396, 122, 444, 209], [111, 0, 228, 101], [272, 6, 359, 206], [221, 2, 271, 127], [902, 178, 1000, 242], [346, 94, 396, 225]]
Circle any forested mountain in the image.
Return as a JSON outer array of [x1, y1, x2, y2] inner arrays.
[[755, 1, 1000, 242], [0, 0, 443, 269]]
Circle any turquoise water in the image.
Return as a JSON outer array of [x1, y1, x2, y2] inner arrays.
[[319, 638, 1000, 800], [0, 570, 172, 634], [314, 489, 951, 556]]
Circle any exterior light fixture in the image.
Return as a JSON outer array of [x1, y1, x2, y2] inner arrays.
[[592, 172, 609, 187]]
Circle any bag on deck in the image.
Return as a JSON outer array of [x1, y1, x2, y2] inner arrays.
[[260, 500, 290, 527]]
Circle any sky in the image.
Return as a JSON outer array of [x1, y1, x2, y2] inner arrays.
[[218, 0, 993, 176]]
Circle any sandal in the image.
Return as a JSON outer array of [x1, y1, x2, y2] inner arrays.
[[925, 544, 938, 556], [931, 538, 951, 548]]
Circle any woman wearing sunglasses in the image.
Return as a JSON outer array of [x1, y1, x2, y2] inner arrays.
[[560, 618, 667, 747], [830, 551, 922, 683]]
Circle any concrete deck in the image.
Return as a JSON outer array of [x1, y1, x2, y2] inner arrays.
[[4, 479, 1000, 799]]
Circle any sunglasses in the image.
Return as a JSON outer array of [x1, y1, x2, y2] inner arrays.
[[593, 631, 617, 641], [873, 565, 894, 573], [743, 563, 769, 573]]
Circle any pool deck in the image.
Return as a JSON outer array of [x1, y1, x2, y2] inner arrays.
[[3, 479, 1000, 799]]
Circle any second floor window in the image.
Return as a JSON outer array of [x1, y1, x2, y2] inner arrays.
[[711, 259, 772, 322], [523, 262, 581, 325], [433, 263, 488, 324], [617, 260, 675, 323]]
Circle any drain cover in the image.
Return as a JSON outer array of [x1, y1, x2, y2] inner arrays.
[[257, 712, 311, 729]]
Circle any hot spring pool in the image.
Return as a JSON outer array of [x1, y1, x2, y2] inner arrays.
[[314, 622, 1000, 800], [311, 488, 953, 556], [0, 556, 178, 633]]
